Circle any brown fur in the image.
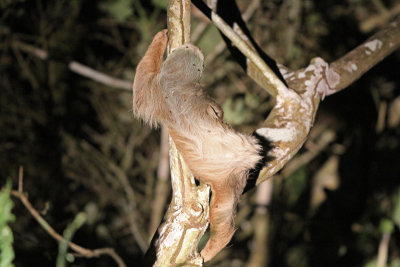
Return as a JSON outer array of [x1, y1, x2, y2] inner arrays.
[[133, 30, 262, 262]]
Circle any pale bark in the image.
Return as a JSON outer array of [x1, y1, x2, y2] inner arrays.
[[149, 127, 170, 235], [246, 179, 273, 267], [192, 1, 400, 186], [329, 17, 400, 93], [149, 1, 210, 266], [149, 2, 400, 265]]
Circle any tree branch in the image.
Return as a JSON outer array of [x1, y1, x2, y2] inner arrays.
[[191, 1, 400, 188], [11, 40, 132, 90], [68, 61, 132, 90], [192, 0, 285, 97], [330, 16, 400, 94], [246, 179, 273, 267], [149, 127, 170, 235], [142, 1, 399, 263], [360, 4, 400, 32], [10, 167, 126, 267], [145, 0, 210, 266]]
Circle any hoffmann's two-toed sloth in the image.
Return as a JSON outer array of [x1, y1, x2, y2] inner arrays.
[[133, 30, 264, 261]]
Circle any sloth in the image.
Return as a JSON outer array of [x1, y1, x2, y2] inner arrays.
[[133, 29, 263, 261]]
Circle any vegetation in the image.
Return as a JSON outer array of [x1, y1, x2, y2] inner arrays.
[[0, 181, 15, 267]]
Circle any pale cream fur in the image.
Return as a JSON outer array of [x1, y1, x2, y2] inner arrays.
[[133, 30, 262, 262]]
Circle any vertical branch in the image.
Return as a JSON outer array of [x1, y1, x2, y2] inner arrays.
[[167, 0, 191, 49], [377, 233, 390, 267], [146, 1, 211, 266], [246, 179, 273, 267], [149, 127, 170, 235]]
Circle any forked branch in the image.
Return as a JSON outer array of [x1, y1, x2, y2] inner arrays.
[[10, 167, 126, 267], [144, 0, 210, 266], [147, 1, 400, 265], [192, 0, 400, 186]]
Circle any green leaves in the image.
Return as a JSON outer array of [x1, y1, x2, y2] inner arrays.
[[0, 181, 15, 267], [379, 218, 394, 235], [56, 212, 87, 267], [392, 188, 400, 229], [99, 0, 133, 22], [222, 93, 260, 125], [151, 0, 166, 9]]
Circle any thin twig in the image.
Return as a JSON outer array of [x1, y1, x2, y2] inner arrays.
[[18, 165, 23, 194], [68, 61, 132, 90], [79, 141, 148, 252], [11, 170, 127, 267], [377, 233, 390, 267], [210, 9, 285, 96], [12, 40, 132, 90], [203, 0, 260, 64], [360, 4, 400, 32], [192, 0, 260, 43], [13, 40, 48, 60], [192, 0, 284, 96], [376, 101, 387, 133], [11, 43, 40, 89], [149, 126, 170, 235], [246, 178, 273, 267]]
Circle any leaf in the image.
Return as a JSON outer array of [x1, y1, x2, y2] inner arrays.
[[0, 180, 15, 267], [222, 93, 259, 125], [56, 212, 87, 267], [390, 259, 400, 267], [392, 187, 400, 228], [363, 258, 377, 267], [223, 96, 248, 125], [379, 218, 394, 234], [99, 0, 133, 22], [151, 0, 166, 9], [196, 26, 221, 55]]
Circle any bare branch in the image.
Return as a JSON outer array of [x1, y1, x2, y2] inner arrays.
[[12, 40, 132, 90], [191, 0, 260, 44], [377, 233, 390, 267], [146, 1, 210, 266], [146, 1, 400, 263], [10, 169, 126, 267], [13, 40, 48, 60], [69, 61, 132, 90], [192, 0, 286, 96], [149, 127, 170, 235], [193, 3, 399, 187], [246, 179, 273, 267], [330, 16, 400, 94], [360, 4, 400, 32], [18, 165, 23, 194], [77, 140, 147, 252], [210, 8, 285, 96]]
